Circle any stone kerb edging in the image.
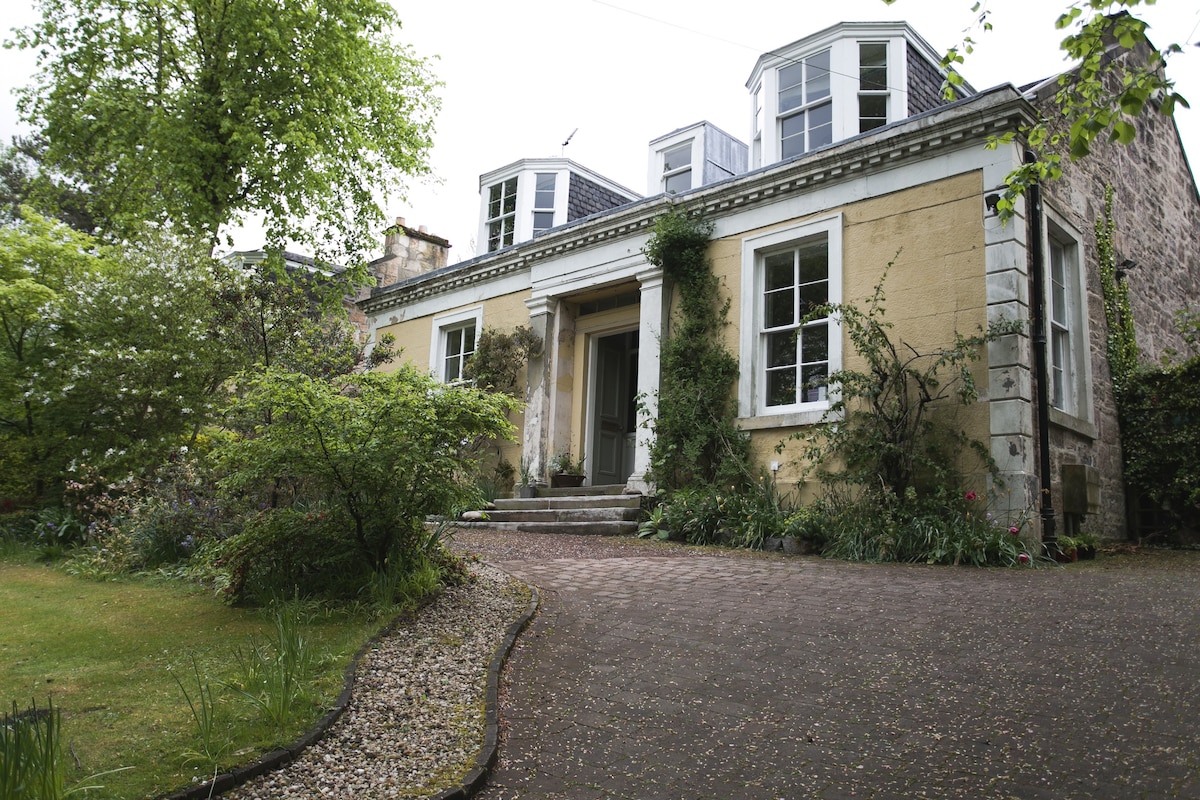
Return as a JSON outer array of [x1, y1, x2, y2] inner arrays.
[[429, 577, 540, 800], [159, 578, 540, 800]]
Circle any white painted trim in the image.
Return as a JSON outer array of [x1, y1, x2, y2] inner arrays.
[[738, 213, 844, 419], [428, 305, 483, 380], [1043, 204, 1095, 427]]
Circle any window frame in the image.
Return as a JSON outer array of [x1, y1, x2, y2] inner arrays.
[[1042, 210, 1094, 428], [532, 172, 557, 236], [739, 215, 843, 423], [430, 306, 483, 384], [661, 141, 693, 195], [486, 177, 518, 252], [857, 40, 890, 133], [776, 49, 833, 160]]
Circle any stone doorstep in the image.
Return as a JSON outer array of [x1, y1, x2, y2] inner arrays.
[[496, 494, 642, 511], [454, 520, 639, 536], [482, 507, 641, 524]]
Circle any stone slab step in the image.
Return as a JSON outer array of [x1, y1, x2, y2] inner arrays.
[[496, 495, 642, 511], [483, 507, 641, 524], [454, 520, 639, 537]]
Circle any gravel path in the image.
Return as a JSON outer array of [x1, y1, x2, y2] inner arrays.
[[223, 559, 529, 800]]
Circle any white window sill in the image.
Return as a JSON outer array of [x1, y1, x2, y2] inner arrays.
[[738, 406, 838, 430]]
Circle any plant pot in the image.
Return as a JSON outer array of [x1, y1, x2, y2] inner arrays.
[[1053, 549, 1078, 563], [762, 536, 783, 552], [551, 474, 586, 489], [517, 485, 537, 498], [1077, 545, 1096, 560]]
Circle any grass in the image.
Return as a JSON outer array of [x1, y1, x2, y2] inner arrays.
[[0, 551, 379, 799]]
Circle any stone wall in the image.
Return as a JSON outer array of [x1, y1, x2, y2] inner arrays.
[[1033, 79, 1200, 538]]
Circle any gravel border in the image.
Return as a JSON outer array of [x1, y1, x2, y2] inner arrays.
[[162, 562, 537, 800]]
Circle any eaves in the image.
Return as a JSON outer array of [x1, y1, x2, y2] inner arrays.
[[362, 86, 1036, 316]]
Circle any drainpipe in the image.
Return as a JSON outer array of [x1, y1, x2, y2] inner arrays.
[[1025, 151, 1058, 548]]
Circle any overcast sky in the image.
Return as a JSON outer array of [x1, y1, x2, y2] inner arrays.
[[3, 0, 1199, 262]]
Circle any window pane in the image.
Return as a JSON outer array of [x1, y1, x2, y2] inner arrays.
[[800, 364, 827, 402], [800, 281, 828, 313], [487, 221, 503, 252], [765, 289, 795, 329], [663, 142, 691, 172], [535, 173, 555, 209], [767, 368, 797, 407], [809, 102, 833, 150], [781, 112, 806, 159], [446, 329, 462, 357], [860, 43, 888, 90], [664, 169, 692, 195], [779, 62, 805, 113], [859, 95, 888, 132], [768, 330, 798, 368], [463, 325, 476, 356], [533, 211, 554, 232], [801, 323, 828, 364], [488, 184, 502, 219], [806, 50, 830, 101], [765, 252, 794, 290], [797, 242, 827, 283]]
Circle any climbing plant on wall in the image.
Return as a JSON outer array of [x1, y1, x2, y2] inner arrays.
[[642, 210, 750, 491], [1095, 186, 1138, 392]]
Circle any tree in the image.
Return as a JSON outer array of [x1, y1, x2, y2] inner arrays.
[[886, 0, 1190, 219], [11, 0, 439, 256], [0, 212, 235, 500]]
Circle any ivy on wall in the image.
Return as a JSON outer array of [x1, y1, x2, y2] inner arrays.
[[1095, 186, 1138, 392], [642, 210, 749, 491]]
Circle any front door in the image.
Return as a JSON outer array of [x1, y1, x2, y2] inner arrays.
[[591, 331, 638, 486]]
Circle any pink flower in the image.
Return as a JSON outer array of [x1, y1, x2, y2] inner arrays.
[[1018, 553, 1030, 564], [1009, 526, 1020, 535], [964, 491, 978, 502]]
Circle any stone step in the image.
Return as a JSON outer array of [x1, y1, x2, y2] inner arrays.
[[495, 494, 642, 512], [454, 519, 639, 537], [482, 506, 641, 524]]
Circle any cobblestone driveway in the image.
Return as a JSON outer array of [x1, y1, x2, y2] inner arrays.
[[454, 533, 1200, 800]]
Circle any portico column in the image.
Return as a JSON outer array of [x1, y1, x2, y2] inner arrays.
[[626, 267, 666, 495], [523, 296, 558, 484]]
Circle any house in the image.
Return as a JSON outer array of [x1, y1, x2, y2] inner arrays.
[[359, 20, 1200, 540]]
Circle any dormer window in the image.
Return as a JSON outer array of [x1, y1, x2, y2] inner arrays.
[[662, 141, 693, 194], [778, 50, 832, 159], [486, 177, 518, 252], [858, 42, 889, 133], [747, 23, 954, 169]]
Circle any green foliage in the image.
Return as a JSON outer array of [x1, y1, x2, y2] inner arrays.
[[197, 508, 363, 605], [654, 474, 794, 550], [216, 366, 515, 581], [463, 325, 543, 397], [548, 448, 586, 476], [224, 602, 315, 732], [1, 700, 64, 800], [642, 210, 750, 491], [818, 486, 1037, 566], [12, 0, 439, 255], [952, 2, 1188, 221], [1095, 186, 1139, 391], [1119, 358, 1200, 539], [172, 657, 229, 769]]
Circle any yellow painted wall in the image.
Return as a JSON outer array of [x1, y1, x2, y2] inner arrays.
[[710, 171, 991, 492]]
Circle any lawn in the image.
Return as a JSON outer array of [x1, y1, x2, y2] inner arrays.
[[0, 552, 379, 799]]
